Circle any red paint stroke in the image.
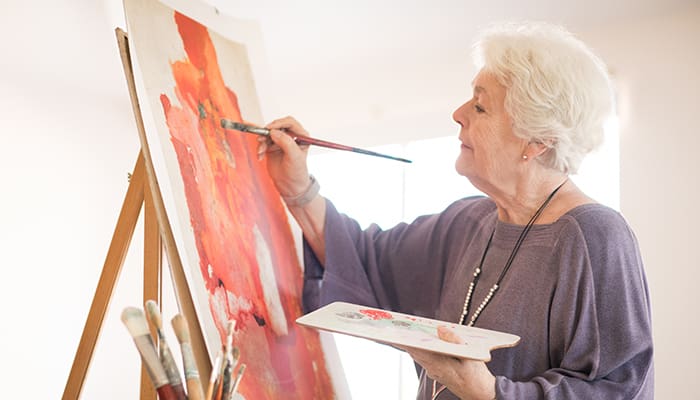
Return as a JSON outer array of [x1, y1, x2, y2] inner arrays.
[[359, 309, 394, 321], [159, 12, 334, 399]]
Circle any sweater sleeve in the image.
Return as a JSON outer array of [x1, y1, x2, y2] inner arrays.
[[495, 209, 654, 399], [302, 198, 470, 317]]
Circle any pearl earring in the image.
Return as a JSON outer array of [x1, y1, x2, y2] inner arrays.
[[522, 155, 528, 160]]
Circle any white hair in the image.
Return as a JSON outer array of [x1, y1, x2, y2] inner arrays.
[[473, 22, 614, 174]]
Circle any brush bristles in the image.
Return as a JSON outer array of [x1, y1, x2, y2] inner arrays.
[[232, 347, 240, 362], [225, 320, 235, 349], [227, 320, 236, 337], [121, 307, 150, 337], [144, 300, 163, 330], [171, 314, 190, 344], [231, 364, 246, 394], [122, 307, 170, 388], [221, 119, 243, 130]]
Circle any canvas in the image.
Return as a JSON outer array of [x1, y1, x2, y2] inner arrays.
[[123, 0, 347, 398]]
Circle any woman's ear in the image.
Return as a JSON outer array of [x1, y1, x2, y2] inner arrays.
[[522, 140, 553, 161]]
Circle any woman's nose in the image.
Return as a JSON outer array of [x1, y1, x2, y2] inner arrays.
[[452, 101, 470, 128]]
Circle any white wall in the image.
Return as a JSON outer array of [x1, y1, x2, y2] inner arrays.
[[0, 3, 144, 398], [0, 1, 698, 399], [581, 6, 700, 399]]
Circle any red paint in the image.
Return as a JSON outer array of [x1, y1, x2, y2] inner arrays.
[[359, 309, 394, 320], [159, 12, 334, 399]]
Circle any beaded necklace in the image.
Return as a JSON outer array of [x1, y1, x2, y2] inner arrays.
[[430, 179, 569, 400], [458, 179, 568, 327]]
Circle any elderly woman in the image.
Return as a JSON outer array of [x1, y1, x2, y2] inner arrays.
[[260, 22, 653, 400]]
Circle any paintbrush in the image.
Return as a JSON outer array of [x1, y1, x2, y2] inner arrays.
[[229, 364, 246, 399], [172, 314, 205, 400], [205, 352, 222, 400], [121, 307, 178, 400], [144, 300, 188, 400], [220, 119, 412, 163], [220, 321, 240, 399]]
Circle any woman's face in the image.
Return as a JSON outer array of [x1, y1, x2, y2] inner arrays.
[[453, 69, 525, 190]]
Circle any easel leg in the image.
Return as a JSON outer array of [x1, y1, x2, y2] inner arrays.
[[141, 176, 162, 399], [62, 154, 146, 400], [64, 27, 215, 400]]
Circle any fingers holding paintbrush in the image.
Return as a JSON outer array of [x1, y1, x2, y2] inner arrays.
[[262, 117, 311, 158], [246, 119, 313, 200], [251, 116, 310, 161], [265, 115, 313, 142]]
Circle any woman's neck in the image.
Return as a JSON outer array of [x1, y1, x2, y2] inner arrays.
[[488, 174, 591, 225]]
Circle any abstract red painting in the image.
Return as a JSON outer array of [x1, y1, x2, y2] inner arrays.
[[124, 0, 346, 398]]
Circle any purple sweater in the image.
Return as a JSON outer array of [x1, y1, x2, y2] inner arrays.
[[302, 196, 653, 399]]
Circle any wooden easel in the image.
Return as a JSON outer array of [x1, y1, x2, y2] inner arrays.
[[62, 28, 212, 400]]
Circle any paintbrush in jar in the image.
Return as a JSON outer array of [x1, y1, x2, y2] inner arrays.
[[121, 307, 178, 400], [229, 364, 246, 399], [205, 351, 222, 400], [172, 314, 205, 400], [144, 300, 187, 400], [220, 321, 240, 399]]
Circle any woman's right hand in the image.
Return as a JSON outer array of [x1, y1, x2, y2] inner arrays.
[[260, 116, 328, 263], [259, 116, 313, 198]]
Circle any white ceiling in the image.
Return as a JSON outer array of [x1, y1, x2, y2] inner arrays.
[[2, 0, 696, 145]]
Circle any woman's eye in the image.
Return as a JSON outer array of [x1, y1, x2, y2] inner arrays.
[[474, 104, 486, 113]]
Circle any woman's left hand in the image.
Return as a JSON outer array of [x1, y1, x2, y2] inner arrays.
[[399, 326, 497, 400]]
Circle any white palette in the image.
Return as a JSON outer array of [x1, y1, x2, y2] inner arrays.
[[297, 302, 520, 361]]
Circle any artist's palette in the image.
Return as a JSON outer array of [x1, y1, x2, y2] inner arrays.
[[296, 302, 520, 361]]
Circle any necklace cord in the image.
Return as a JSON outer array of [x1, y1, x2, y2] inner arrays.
[[496, 179, 569, 283], [435, 180, 569, 399], [459, 178, 569, 326]]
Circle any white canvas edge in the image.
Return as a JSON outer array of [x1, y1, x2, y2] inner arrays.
[[123, 0, 217, 356]]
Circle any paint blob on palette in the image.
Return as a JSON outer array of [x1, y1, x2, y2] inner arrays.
[[297, 302, 521, 361]]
